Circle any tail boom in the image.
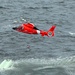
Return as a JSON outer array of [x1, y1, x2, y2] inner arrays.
[[40, 25, 56, 37]]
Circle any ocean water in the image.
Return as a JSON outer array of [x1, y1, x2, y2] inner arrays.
[[0, 0, 75, 75]]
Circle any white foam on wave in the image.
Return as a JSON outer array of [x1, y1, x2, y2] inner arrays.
[[69, 32, 75, 36], [0, 59, 14, 71]]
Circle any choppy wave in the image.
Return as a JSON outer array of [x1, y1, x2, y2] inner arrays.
[[0, 56, 75, 71], [0, 56, 75, 75], [0, 6, 5, 9], [0, 6, 8, 9]]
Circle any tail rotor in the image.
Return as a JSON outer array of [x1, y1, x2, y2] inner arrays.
[[47, 25, 56, 37]]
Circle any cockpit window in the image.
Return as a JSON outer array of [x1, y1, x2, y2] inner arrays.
[[18, 26, 24, 30]]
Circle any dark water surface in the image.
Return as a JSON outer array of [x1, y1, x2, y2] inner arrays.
[[0, 0, 75, 75]]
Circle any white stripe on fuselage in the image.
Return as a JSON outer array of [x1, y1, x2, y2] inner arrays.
[[37, 30, 40, 34]]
